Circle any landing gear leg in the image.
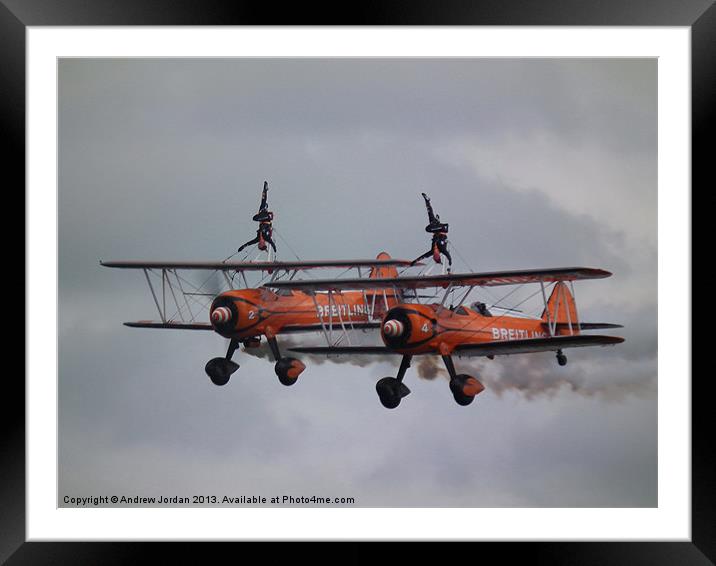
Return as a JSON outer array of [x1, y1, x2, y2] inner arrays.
[[376, 354, 412, 409], [205, 338, 241, 386], [556, 349, 568, 366], [442, 354, 484, 406], [267, 335, 305, 386]]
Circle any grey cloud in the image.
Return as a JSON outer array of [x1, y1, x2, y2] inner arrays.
[[59, 59, 655, 154]]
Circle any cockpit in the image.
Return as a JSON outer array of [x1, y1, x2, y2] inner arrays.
[[470, 301, 492, 317]]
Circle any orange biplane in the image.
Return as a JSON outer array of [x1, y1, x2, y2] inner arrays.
[[101, 254, 411, 386], [273, 268, 625, 408]]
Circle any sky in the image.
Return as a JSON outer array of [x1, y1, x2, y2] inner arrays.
[[58, 58, 657, 508]]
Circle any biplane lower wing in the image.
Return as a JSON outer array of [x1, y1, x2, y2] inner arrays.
[[453, 334, 624, 357], [290, 335, 623, 357], [289, 345, 398, 355], [124, 321, 381, 332], [124, 321, 213, 330]]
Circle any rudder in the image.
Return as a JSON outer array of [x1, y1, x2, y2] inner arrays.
[[367, 252, 401, 310], [541, 282, 579, 333], [369, 251, 399, 279]]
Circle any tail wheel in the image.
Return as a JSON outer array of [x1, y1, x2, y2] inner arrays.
[[449, 374, 484, 406], [376, 377, 411, 409], [275, 357, 305, 386], [205, 357, 240, 386], [556, 350, 568, 366]]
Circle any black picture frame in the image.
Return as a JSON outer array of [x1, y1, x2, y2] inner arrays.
[[6, 1, 710, 563]]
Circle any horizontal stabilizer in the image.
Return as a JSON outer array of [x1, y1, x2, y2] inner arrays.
[[124, 321, 213, 330], [454, 334, 624, 358], [555, 322, 623, 330]]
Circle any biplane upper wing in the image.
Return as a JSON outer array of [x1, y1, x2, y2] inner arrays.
[[100, 258, 414, 271], [265, 267, 612, 292], [289, 334, 624, 356]]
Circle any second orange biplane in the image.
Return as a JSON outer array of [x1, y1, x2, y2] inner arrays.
[[276, 268, 625, 408]]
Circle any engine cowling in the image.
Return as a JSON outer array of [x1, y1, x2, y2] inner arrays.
[[380, 305, 437, 352], [209, 294, 241, 337]]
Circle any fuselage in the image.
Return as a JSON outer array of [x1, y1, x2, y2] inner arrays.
[[209, 288, 399, 340], [380, 303, 577, 355]]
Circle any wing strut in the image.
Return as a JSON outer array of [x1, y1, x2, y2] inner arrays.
[[310, 292, 332, 346], [143, 268, 165, 323], [333, 291, 352, 346], [539, 281, 552, 336], [164, 269, 184, 321], [173, 269, 194, 320]]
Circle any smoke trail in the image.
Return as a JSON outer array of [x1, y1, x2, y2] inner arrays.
[[240, 337, 655, 401], [241, 337, 396, 367], [459, 354, 656, 401], [415, 357, 447, 380]]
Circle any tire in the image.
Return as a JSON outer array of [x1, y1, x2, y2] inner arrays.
[[275, 357, 305, 386], [449, 374, 483, 406], [205, 357, 239, 386], [376, 377, 402, 409]]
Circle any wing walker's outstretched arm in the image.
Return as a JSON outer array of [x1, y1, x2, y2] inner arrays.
[[422, 192, 448, 233], [252, 181, 271, 222], [422, 192, 438, 225], [259, 180, 269, 213]]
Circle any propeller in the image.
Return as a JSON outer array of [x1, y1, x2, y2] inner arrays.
[[205, 269, 224, 298]]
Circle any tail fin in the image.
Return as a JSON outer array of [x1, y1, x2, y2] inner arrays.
[[367, 252, 402, 310], [541, 282, 579, 333], [369, 252, 399, 279]]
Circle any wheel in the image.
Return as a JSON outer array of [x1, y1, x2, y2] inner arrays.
[[275, 357, 306, 386], [376, 378, 401, 409], [205, 357, 240, 386], [557, 352, 568, 366], [449, 374, 484, 406], [375, 377, 411, 409]]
